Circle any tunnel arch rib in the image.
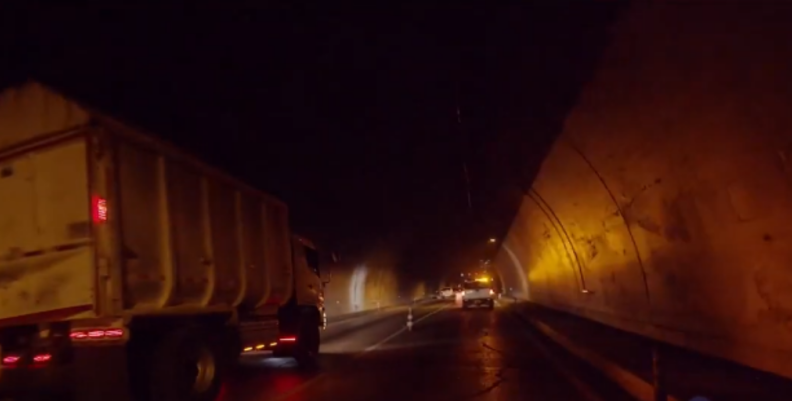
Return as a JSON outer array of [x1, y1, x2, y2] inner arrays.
[[565, 140, 651, 306], [500, 241, 529, 299], [496, 1, 792, 381], [527, 188, 588, 293]]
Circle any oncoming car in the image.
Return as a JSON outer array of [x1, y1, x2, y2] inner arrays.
[[440, 287, 455, 299], [461, 281, 495, 309]]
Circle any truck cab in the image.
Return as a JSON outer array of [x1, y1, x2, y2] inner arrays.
[[292, 235, 324, 311], [271, 236, 327, 364]]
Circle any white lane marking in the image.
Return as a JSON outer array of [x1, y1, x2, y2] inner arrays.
[[268, 303, 448, 401], [363, 303, 450, 354]]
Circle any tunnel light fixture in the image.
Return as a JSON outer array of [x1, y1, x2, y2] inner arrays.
[[488, 238, 496, 243]]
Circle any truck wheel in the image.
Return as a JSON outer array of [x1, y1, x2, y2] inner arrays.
[[294, 322, 320, 369], [149, 329, 223, 401]]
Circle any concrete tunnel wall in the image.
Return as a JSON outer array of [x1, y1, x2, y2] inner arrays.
[[320, 259, 427, 318], [494, 2, 792, 379]]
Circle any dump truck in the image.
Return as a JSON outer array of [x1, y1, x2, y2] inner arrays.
[[0, 82, 328, 400]]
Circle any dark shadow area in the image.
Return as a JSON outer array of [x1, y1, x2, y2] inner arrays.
[[504, 305, 641, 401], [0, 3, 630, 277], [221, 353, 357, 400], [511, 302, 792, 401]]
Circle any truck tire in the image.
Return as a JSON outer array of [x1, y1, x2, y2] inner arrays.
[[148, 328, 224, 401], [294, 322, 320, 369]]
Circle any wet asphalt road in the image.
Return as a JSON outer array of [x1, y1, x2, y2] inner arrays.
[[220, 299, 635, 401]]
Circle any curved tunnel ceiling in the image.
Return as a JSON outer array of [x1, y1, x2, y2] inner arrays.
[[494, 2, 792, 379]]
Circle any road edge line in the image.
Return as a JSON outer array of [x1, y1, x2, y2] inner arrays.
[[363, 303, 450, 354]]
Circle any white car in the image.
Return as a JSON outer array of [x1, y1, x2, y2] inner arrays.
[[440, 287, 455, 299], [461, 282, 495, 309]]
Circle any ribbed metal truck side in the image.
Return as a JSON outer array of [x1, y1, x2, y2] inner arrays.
[[0, 82, 326, 401]]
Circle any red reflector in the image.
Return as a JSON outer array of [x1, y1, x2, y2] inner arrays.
[[2, 355, 19, 364], [70, 328, 124, 340], [105, 328, 124, 337], [88, 330, 105, 338], [70, 331, 88, 339], [279, 336, 297, 342], [33, 354, 51, 363], [92, 196, 108, 223]]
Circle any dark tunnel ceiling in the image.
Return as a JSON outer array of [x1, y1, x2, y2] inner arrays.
[[0, 3, 627, 279]]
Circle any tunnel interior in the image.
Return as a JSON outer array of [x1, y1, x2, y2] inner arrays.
[[493, 2, 792, 380], [5, 3, 792, 392]]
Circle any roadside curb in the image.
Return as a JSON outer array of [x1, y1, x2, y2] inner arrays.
[[512, 306, 680, 401]]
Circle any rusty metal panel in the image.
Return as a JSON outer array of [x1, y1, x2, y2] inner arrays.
[[115, 141, 172, 309], [108, 125, 298, 314], [0, 82, 89, 152], [238, 192, 269, 309], [165, 161, 212, 307], [114, 136, 296, 314], [0, 82, 301, 320], [260, 202, 293, 308], [0, 139, 95, 324], [205, 177, 242, 306]]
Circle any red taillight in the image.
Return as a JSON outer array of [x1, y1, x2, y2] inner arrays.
[[70, 328, 124, 341], [2, 355, 20, 364], [278, 336, 297, 343], [105, 329, 124, 337], [70, 331, 88, 339], [92, 195, 108, 223], [33, 354, 51, 363]]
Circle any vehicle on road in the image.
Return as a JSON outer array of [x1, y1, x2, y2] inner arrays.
[[454, 286, 465, 298], [0, 82, 330, 401], [461, 281, 495, 309], [440, 287, 455, 299]]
